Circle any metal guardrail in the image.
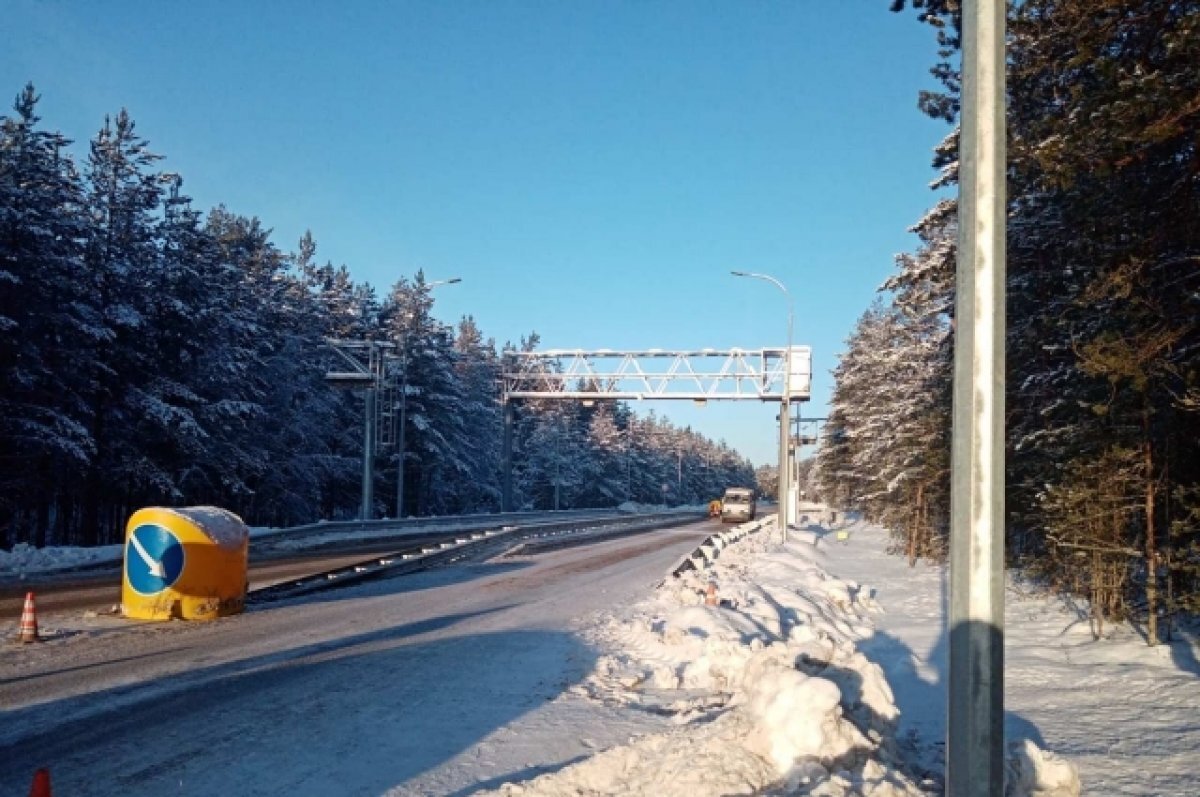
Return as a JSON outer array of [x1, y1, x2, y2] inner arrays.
[[504, 511, 705, 556], [251, 510, 705, 602], [250, 508, 621, 546], [669, 515, 770, 578]]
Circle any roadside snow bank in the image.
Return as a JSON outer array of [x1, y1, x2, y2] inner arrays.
[[1005, 740, 1083, 797], [483, 522, 1079, 796], [481, 524, 932, 796], [0, 542, 122, 577]]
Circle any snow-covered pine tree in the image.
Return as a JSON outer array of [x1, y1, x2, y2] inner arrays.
[[297, 237, 380, 518], [889, 0, 1200, 633], [78, 109, 167, 544], [451, 314, 503, 512], [382, 272, 473, 516], [878, 201, 955, 564], [0, 84, 93, 547], [1005, 0, 1200, 640]]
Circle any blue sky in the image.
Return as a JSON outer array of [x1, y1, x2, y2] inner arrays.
[[3, 1, 948, 467]]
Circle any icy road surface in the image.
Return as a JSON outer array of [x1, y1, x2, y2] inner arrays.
[[1, 523, 712, 796]]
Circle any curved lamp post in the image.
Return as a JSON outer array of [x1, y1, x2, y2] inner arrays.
[[396, 277, 462, 519], [732, 270, 793, 542]]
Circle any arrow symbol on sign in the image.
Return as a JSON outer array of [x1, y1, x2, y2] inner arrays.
[[130, 533, 167, 579]]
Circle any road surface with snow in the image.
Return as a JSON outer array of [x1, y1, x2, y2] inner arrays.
[[4, 512, 1198, 796], [1, 522, 711, 795]]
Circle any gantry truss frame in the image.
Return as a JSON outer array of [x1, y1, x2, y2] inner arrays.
[[502, 347, 812, 402]]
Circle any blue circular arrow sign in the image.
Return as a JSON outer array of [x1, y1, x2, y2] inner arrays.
[[125, 524, 185, 595]]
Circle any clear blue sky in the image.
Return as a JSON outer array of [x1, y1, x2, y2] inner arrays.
[[3, 1, 948, 467]]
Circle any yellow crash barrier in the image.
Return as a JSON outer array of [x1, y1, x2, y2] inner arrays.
[[121, 506, 249, 621]]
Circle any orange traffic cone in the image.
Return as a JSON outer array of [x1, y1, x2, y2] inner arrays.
[[28, 767, 51, 797], [17, 591, 39, 643], [704, 583, 719, 606]]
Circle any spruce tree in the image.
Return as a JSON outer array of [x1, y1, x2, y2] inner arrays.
[[0, 84, 92, 546]]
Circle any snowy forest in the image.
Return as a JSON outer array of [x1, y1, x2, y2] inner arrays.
[[814, 1, 1200, 642], [0, 86, 756, 550]]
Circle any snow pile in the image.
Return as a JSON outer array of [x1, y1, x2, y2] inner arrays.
[[480, 526, 933, 796], [0, 523, 280, 577], [1004, 740, 1082, 797], [482, 523, 1081, 796], [0, 541, 122, 577], [172, 506, 249, 549]]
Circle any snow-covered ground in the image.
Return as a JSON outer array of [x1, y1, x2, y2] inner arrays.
[[4, 513, 1197, 795], [814, 517, 1200, 796], [0, 539, 125, 577]]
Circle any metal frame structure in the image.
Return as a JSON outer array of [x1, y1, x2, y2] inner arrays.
[[502, 347, 811, 401], [326, 338, 396, 520], [793, 416, 826, 448], [323, 279, 461, 522], [499, 347, 812, 512]]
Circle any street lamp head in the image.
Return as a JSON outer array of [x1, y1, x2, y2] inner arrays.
[[731, 270, 749, 277]]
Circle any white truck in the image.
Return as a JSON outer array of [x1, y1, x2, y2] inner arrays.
[[720, 487, 757, 523]]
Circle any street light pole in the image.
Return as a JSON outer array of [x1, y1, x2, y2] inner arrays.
[[396, 354, 409, 517], [361, 347, 378, 521], [554, 419, 561, 511], [732, 270, 794, 542], [396, 277, 462, 519]]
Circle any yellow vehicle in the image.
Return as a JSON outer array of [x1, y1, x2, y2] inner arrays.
[[708, 499, 722, 518], [720, 487, 757, 523]]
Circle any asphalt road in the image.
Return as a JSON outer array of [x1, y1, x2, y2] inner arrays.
[[0, 519, 715, 796]]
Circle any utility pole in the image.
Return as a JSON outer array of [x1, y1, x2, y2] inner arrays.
[[677, 447, 682, 500], [501, 392, 514, 512], [626, 440, 633, 502], [395, 344, 409, 519], [554, 422, 561, 511], [362, 378, 376, 520], [325, 339, 395, 521], [947, 1, 1007, 794]]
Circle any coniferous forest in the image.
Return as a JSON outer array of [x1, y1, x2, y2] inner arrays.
[[0, 85, 755, 549], [814, 1, 1200, 642], [5, 2, 1199, 646]]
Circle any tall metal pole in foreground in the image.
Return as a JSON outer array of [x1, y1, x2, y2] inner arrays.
[[948, 1, 1006, 794], [395, 277, 461, 519], [731, 270, 793, 542]]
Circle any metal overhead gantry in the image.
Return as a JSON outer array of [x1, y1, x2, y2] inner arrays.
[[502, 347, 811, 401], [499, 347, 812, 512]]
